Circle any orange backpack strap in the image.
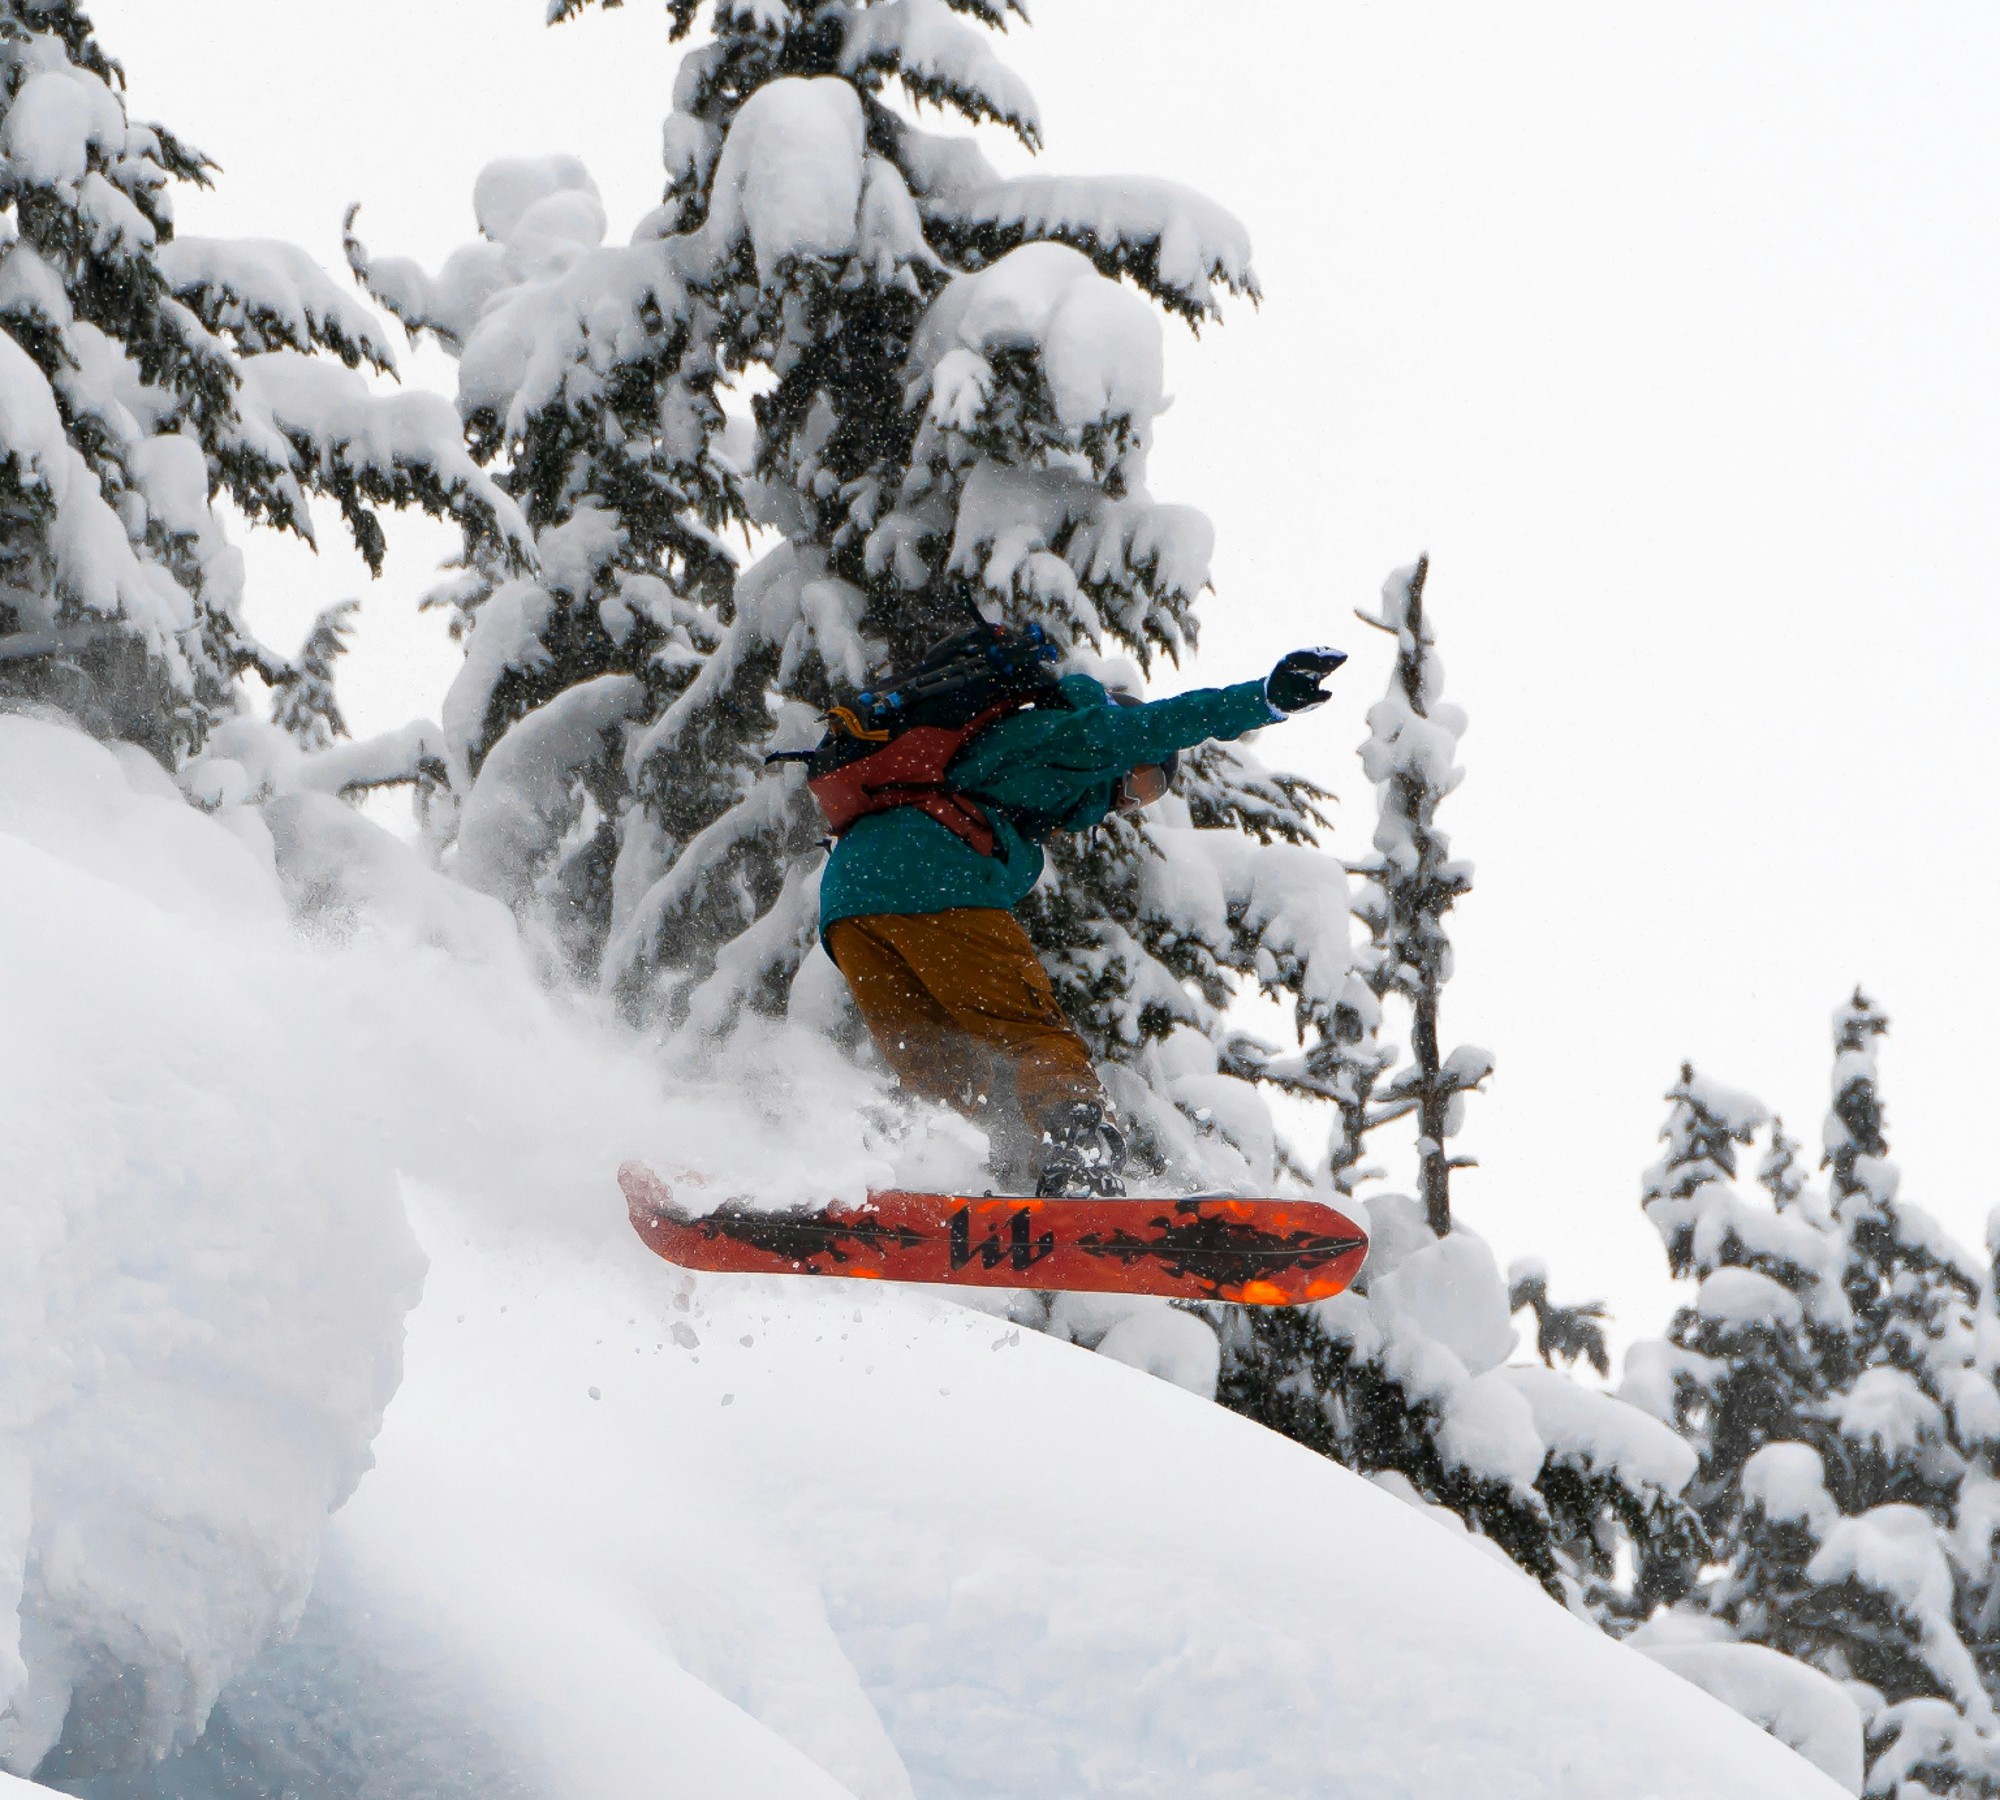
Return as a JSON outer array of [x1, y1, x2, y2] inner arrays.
[[822, 705, 891, 743]]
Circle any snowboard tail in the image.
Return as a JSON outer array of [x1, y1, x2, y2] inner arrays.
[[620, 1163, 1368, 1306]]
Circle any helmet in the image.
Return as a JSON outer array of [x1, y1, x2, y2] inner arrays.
[[1108, 690, 1178, 813]]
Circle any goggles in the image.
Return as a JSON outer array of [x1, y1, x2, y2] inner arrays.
[[1116, 760, 1174, 812]]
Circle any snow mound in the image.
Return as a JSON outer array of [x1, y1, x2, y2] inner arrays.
[[1836, 1365, 1945, 1457], [0, 717, 422, 1777], [1695, 1266, 1805, 1329], [1635, 1639, 1863, 1794], [1094, 1307, 1222, 1396], [0, 711, 925, 1785], [473, 154, 600, 248], [912, 240, 1165, 442], [453, 674, 646, 910], [1743, 1441, 1838, 1533], [701, 78, 867, 281], [1495, 1362, 1699, 1494], [1370, 1229, 1515, 1374]]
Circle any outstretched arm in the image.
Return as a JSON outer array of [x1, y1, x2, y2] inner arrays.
[[953, 653, 1348, 826], [1057, 646, 1351, 773], [1074, 676, 1277, 769]]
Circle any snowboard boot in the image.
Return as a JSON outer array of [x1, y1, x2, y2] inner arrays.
[[1034, 1099, 1128, 1198]]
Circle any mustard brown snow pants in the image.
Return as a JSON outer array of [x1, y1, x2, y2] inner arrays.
[[825, 908, 1105, 1136]]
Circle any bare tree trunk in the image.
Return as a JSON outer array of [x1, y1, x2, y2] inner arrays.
[[1397, 561, 1454, 1234], [1413, 983, 1451, 1235]]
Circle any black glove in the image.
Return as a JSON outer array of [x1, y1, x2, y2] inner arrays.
[[1265, 647, 1348, 714]]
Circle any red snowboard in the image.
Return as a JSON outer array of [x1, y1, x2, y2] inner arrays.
[[620, 1162, 1368, 1307]]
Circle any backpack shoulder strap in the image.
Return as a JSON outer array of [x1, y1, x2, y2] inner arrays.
[[802, 696, 1033, 855]]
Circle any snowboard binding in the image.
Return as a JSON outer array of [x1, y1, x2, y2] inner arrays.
[[1034, 1100, 1129, 1198]]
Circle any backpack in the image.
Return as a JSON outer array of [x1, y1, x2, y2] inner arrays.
[[775, 622, 1067, 855]]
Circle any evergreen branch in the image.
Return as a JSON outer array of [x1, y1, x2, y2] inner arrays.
[[1509, 1261, 1612, 1377], [270, 598, 358, 750], [546, 0, 700, 29], [839, 3, 1042, 150], [164, 236, 397, 372]]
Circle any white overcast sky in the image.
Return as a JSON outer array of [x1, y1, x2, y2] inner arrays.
[[92, 0, 2000, 1342]]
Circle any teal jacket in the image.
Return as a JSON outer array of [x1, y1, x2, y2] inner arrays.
[[817, 672, 1277, 938]]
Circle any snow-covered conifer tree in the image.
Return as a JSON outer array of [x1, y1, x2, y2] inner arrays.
[[1212, 1191, 1703, 1607], [0, 6, 525, 763], [1625, 1005, 2000, 1795], [1623, 1064, 1844, 1612], [347, 0, 1347, 1181], [1212, 578, 1697, 1607], [1214, 560, 1480, 1204], [1349, 556, 1490, 1233]]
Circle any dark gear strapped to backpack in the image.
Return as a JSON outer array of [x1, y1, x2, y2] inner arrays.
[[777, 622, 1072, 854]]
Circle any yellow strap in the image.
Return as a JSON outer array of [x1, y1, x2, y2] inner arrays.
[[825, 705, 893, 743]]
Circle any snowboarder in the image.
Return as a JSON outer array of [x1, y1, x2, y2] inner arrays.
[[802, 626, 1348, 1197]]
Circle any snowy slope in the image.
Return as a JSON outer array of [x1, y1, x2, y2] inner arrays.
[[0, 712, 1847, 1798], [124, 1196, 1846, 1800]]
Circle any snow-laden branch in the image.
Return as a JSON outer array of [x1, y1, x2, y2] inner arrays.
[[161, 236, 398, 372], [840, 0, 1042, 149], [896, 116, 1259, 320], [298, 720, 450, 798], [0, 329, 195, 667], [235, 352, 534, 573]]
